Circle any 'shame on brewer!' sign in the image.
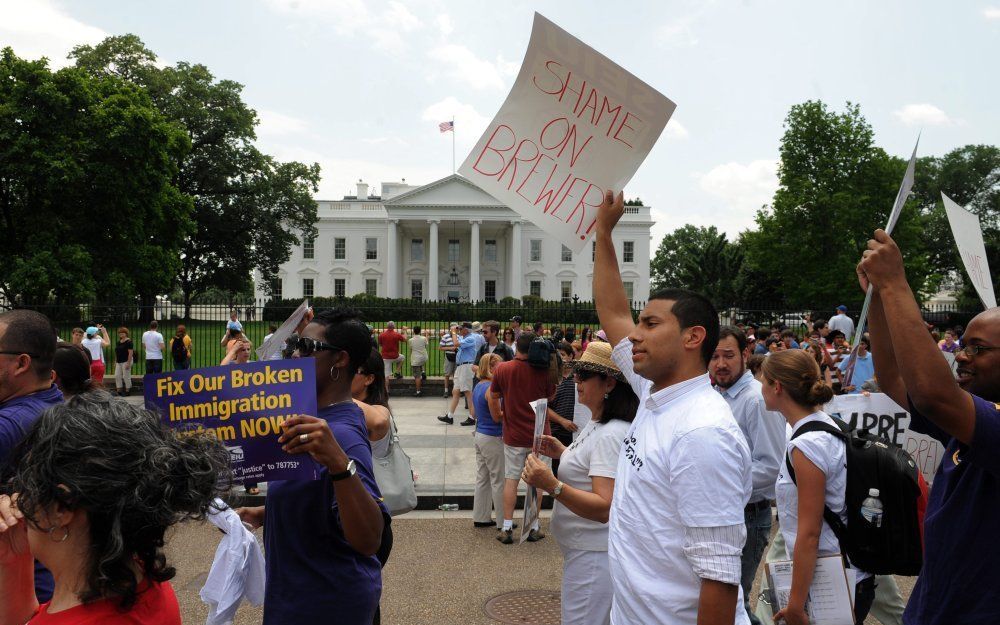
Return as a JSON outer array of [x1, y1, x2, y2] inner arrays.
[[460, 13, 676, 253], [145, 359, 320, 483]]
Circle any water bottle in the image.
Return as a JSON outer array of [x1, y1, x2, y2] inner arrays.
[[860, 488, 883, 528]]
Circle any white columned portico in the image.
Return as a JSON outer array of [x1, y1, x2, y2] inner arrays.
[[508, 220, 522, 298], [386, 219, 398, 298], [428, 219, 439, 301], [469, 220, 481, 301]]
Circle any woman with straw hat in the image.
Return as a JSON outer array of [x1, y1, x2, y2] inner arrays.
[[523, 341, 639, 625]]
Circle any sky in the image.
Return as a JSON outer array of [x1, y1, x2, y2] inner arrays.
[[3, 0, 999, 245]]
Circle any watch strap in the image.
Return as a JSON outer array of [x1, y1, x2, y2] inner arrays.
[[329, 459, 356, 482]]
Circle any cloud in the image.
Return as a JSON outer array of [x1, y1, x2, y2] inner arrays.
[[434, 14, 454, 36], [426, 44, 514, 91], [0, 0, 106, 68], [892, 103, 954, 126], [984, 6, 1000, 19], [422, 96, 490, 139], [658, 14, 700, 47], [697, 159, 779, 216], [664, 120, 689, 140], [256, 110, 308, 137], [264, 0, 420, 55]]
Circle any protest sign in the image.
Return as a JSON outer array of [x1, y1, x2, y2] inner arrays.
[[520, 398, 549, 544], [825, 392, 944, 485], [459, 13, 676, 252], [942, 193, 997, 309], [257, 299, 309, 361], [145, 359, 320, 484], [849, 136, 919, 360]]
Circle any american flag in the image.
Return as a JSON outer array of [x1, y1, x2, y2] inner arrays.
[[439, 120, 454, 133]]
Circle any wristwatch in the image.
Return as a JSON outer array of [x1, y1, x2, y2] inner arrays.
[[551, 481, 564, 498], [329, 459, 357, 482]]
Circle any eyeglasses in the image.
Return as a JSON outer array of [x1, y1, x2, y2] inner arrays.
[[959, 344, 1000, 358], [295, 337, 342, 357], [0, 351, 38, 358]]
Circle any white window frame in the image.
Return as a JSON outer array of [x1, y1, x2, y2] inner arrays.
[[484, 239, 497, 263], [365, 278, 378, 297], [302, 278, 314, 298], [623, 240, 635, 264], [529, 280, 542, 297], [334, 278, 346, 297], [302, 236, 315, 260], [334, 237, 346, 260], [561, 245, 572, 262], [530, 239, 542, 262], [365, 237, 378, 261]]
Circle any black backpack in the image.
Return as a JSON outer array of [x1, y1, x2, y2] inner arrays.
[[786, 417, 924, 576], [171, 336, 188, 362], [527, 337, 555, 369]]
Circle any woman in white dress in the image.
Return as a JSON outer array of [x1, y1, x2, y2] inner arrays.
[[758, 349, 874, 625], [523, 341, 639, 625]]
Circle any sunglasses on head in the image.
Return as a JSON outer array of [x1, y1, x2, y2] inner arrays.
[[295, 337, 342, 356]]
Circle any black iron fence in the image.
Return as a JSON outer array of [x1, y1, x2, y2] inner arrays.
[[9, 298, 982, 376]]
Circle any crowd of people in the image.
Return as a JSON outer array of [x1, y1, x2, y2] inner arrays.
[[0, 190, 996, 625]]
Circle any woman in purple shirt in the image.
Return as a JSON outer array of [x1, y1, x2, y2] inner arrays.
[[238, 307, 387, 625]]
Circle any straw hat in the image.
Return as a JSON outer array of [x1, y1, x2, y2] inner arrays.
[[574, 341, 624, 381]]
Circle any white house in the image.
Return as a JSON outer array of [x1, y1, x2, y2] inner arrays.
[[256, 174, 653, 303]]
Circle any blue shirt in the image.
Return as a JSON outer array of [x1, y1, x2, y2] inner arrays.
[[717, 371, 787, 502], [473, 381, 501, 437], [903, 394, 1000, 625], [263, 402, 387, 625], [0, 384, 63, 603], [837, 352, 874, 394], [456, 333, 479, 364]]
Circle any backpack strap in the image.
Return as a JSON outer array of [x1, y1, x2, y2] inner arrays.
[[785, 420, 851, 552]]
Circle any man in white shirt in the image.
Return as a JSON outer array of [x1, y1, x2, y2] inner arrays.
[[141, 320, 166, 374], [827, 305, 855, 341], [594, 190, 752, 625], [710, 326, 787, 625]]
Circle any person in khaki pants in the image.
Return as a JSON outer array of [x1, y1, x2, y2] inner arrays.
[[471, 353, 505, 529]]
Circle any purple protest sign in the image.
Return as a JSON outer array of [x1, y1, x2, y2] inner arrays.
[[144, 359, 319, 483]]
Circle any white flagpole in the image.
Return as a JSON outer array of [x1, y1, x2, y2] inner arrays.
[[452, 116, 456, 174]]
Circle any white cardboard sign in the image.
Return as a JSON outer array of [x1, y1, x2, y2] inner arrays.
[[459, 13, 676, 252], [825, 392, 945, 485], [942, 193, 996, 309]]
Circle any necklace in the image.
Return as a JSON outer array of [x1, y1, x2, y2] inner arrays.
[[328, 399, 355, 408], [566, 420, 600, 453]]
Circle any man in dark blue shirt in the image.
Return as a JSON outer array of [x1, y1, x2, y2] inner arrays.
[[0, 309, 63, 603], [860, 229, 1000, 625]]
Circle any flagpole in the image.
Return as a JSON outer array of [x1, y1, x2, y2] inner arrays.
[[451, 116, 456, 174]]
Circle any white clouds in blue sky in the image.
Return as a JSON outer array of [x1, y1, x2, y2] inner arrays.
[[2, 0, 999, 244]]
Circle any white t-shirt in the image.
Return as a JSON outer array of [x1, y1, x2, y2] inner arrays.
[[828, 314, 855, 341], [142, 331, 165, 359], [775, 411, 871, 580], [409, 335, 429, 366], [81, 337, 104, 363], [551, 418, 630, 552], [608, 339, 752, 625]]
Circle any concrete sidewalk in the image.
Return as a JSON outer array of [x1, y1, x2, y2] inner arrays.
[[128, 391, 485, 503]]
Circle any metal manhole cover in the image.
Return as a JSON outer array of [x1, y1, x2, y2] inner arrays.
[[483, 590, 561, 624]]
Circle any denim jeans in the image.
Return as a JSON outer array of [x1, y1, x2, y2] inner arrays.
[[741, 502, 772, 625]]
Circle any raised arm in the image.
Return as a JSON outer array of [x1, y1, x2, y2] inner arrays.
[[594, 190, 636, 346], [863, 285, 907, 409], [859, 229, 976, 444]]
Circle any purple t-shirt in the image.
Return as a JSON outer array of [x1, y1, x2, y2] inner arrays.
[[0, 384, 64, 604], [903, 394, 1000, 625], [263, 402, 387, 625]]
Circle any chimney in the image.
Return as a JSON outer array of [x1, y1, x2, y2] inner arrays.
[[356, 179, 369, 200]]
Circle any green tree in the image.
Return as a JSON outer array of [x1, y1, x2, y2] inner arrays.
[[912, 145, 1000, 308], [70, 36, 320, 316], [0, 47, 191, 305], [745, 101, 929, 307], [650, 224, 750, 304]]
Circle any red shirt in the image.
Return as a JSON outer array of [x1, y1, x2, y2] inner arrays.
[[378, 330, 406, 359], [31, 581, 180, 625], [490, 358, 555, 448]]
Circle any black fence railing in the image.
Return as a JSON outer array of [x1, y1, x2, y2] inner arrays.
[[7, 298, 982, 376]]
